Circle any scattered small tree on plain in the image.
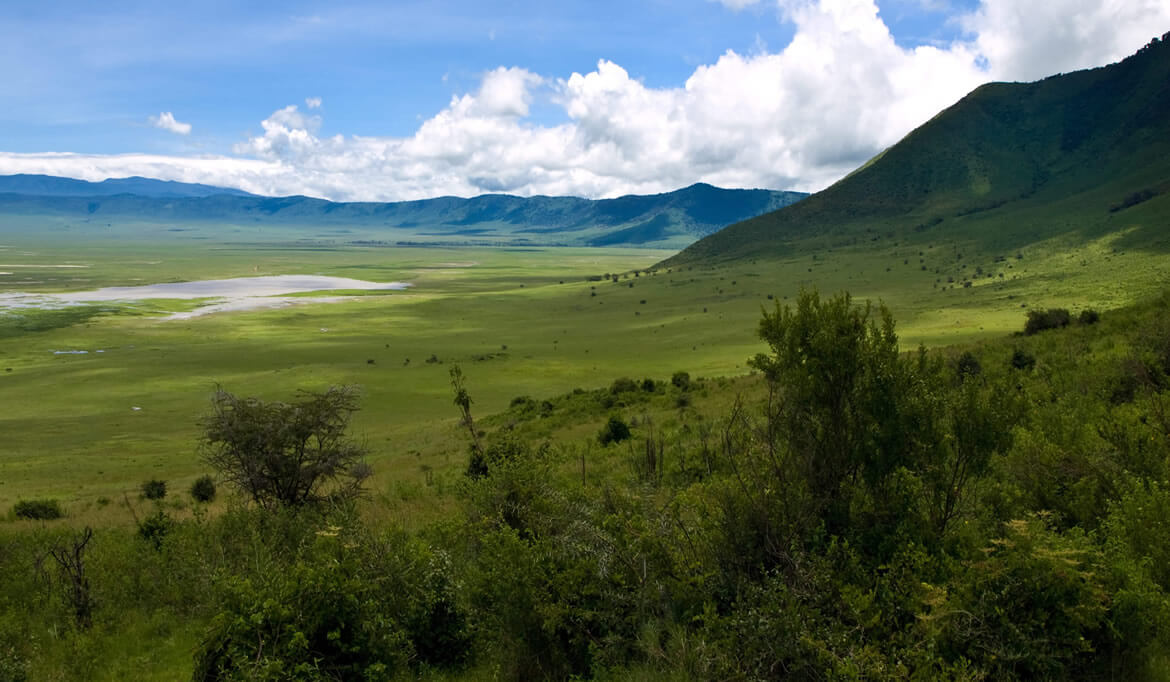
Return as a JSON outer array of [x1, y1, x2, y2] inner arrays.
[[13, 499, 63, 520], [200, 386, 371, 509], [190, 475, 217, 503], [140, 479, 167, 501]]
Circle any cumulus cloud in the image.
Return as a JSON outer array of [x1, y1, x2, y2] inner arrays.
[[305, 96, 322, 109], [148, 111, 192, 135], [233, 105, 327, 160], [12, 0, 1170, 201], [964, 0, 1170, 81]]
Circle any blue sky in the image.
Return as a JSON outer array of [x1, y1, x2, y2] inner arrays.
[[0, 0, 1165, 200]]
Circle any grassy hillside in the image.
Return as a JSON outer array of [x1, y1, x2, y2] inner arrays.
[[668, 34, 1170, 265], [0, 182, 806, 249]]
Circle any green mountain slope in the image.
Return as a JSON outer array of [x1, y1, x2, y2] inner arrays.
[[0, 180, 805, 249], [667, 33, 1170, 265]]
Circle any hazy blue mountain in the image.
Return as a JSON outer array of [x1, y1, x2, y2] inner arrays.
[[0, 174, 256, 198], [0, 181, 806, 248]]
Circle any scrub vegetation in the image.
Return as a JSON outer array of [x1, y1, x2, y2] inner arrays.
[[3, 290, 1170, 680]]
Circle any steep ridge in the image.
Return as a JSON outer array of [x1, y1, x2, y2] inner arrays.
[[667, 33, 1170, 265]]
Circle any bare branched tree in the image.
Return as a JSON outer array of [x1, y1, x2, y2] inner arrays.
[[48, 526, 95, 630]]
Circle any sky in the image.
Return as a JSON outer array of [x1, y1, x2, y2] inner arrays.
[[0, 0, 1167, 201]]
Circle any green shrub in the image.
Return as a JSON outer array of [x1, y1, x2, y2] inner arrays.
[[610, 377, 639, 394], [927, 516, 1108, 679], [1024, 308, 1071, 335], [190, 475, 217, 503], [1078, 308, 1100, 325], [138, 511, 173, 550], [671, 371, 691, 390], [193, 528, 468, 679], [599, 416, 632, 446], [1010, 348, 1036, 371], [12, 499, 62, 520], [141, 479, 167, 500], [956, 351, 982, 379], [640, 377, 657, 392]]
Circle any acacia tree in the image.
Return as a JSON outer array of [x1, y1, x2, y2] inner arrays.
[[200, 386, 371, 508]]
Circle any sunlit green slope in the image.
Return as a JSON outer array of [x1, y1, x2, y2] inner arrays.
[[668, 33, 1170, 265]]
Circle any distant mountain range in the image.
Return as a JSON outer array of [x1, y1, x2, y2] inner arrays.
[[667, 32, 1170, 265], [0, 176, 806, 248], [0, 174, 256, 199]]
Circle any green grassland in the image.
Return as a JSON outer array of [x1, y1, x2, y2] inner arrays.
[[2, 222, 1166, 517]]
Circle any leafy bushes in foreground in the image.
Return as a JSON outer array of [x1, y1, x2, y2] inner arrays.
[[193, 526, 468, 681]]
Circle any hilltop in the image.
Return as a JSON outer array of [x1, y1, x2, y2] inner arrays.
[[667, 33, 1170, 265], [0, 179, 805, 249]]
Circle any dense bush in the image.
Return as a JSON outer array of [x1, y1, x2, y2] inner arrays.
[[956, 350, 982, 378], [137, 511, 173, 550], [927, 516, 1108, 679], [140, 479, 167, 500], [190, 475, 217, 503], [598, 415, 632, 446], [609, 377, 639, 394], [193, 527, 468, 680], [1024, 307, 1071, 335], [12, 499, 62, 520], [1079, 308, 1100, 325], [1010, 348, 1036, 370], [671, 370, 691, 390]]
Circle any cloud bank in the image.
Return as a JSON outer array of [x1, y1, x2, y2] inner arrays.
[[4, 0, 1167, 201]]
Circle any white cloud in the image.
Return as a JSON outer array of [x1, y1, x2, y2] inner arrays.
[[233, 105, 327, 160], [963, 0, 1170, 81], [10, 1, 1170, 201], [305, 96, 322, 109], [148, 111, 192, 135], [0, 152, 282, 194]]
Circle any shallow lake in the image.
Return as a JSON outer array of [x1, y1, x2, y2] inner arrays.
[[0, 275, 411, 318]]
